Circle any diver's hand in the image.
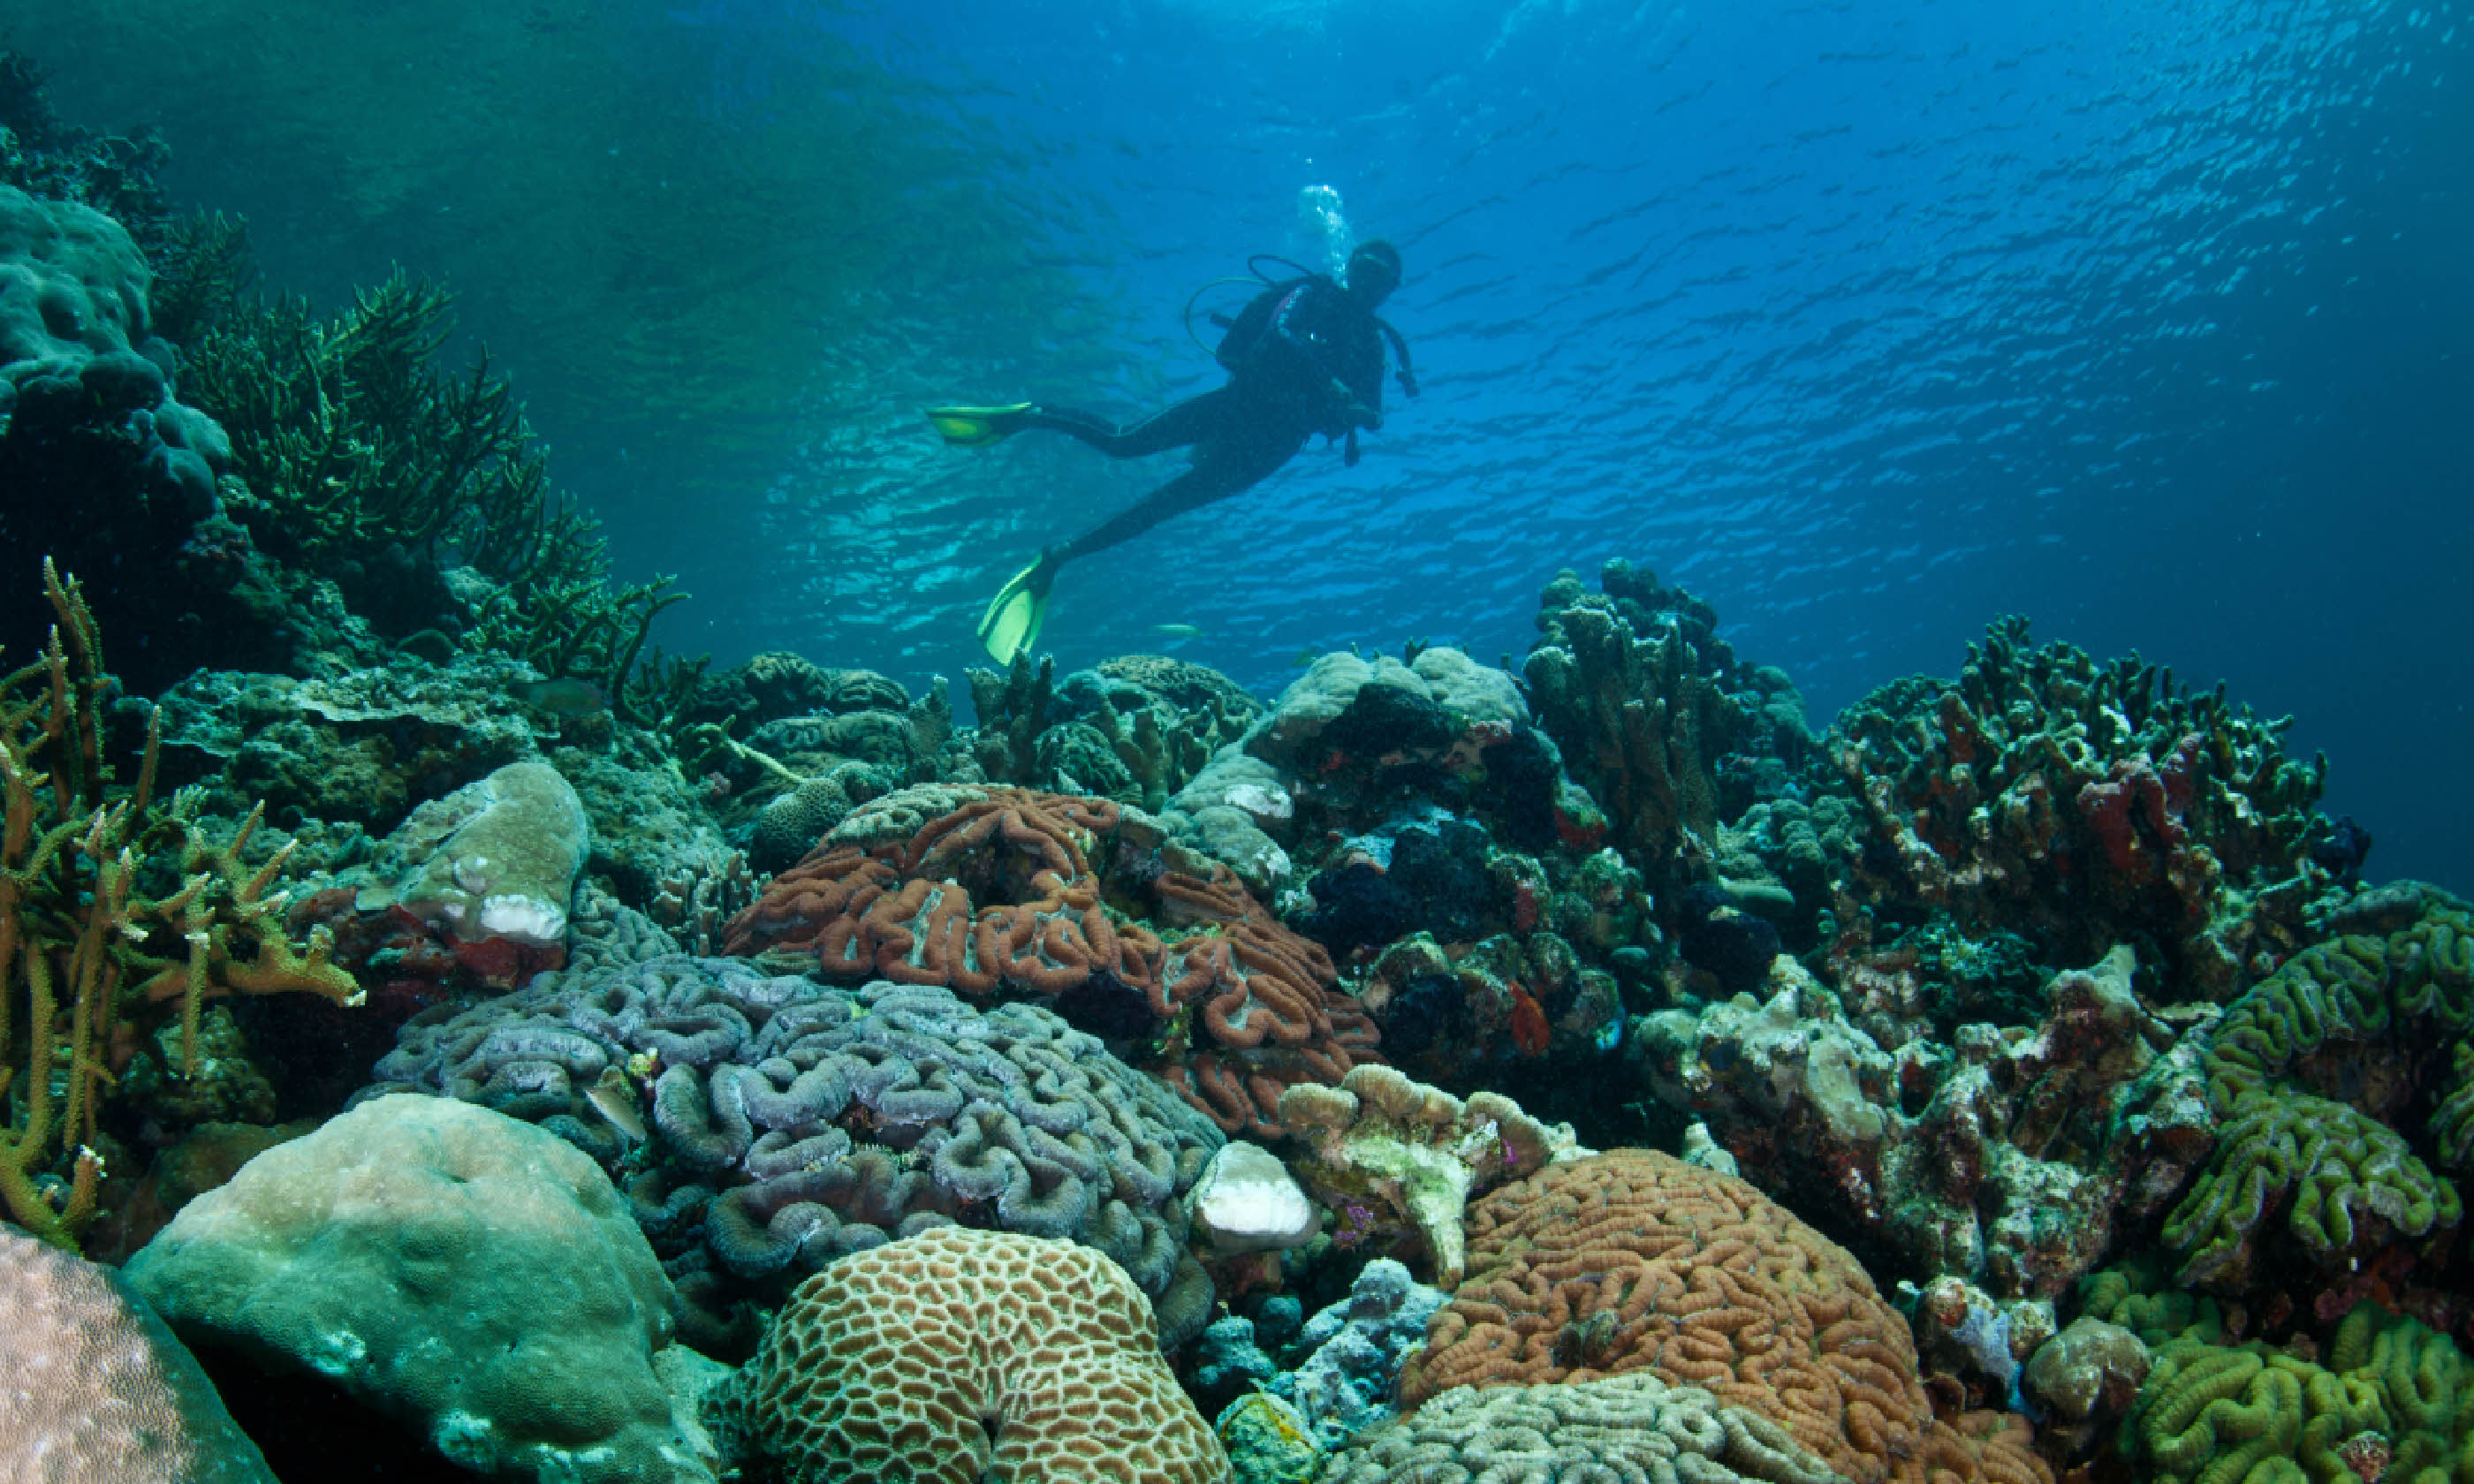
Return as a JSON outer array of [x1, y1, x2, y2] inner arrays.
[[1344, 401, 1383, 432]]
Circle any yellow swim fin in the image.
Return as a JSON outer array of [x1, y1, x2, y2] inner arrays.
[[975, 550, 1061, 664], [925, 402, 1035, 448]]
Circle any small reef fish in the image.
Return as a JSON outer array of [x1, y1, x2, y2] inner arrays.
[[508, 677, 609, 717], [585, 1065, 647, 1142], [1294, 648, 1323, 667], [1153, 623, 1204, 640]]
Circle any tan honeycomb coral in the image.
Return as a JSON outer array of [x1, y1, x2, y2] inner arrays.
[[706, 1226, 1228, 1484], [1398, 1149, 2050, 1484]]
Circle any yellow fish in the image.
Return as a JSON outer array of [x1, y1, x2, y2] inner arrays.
[[1153, 623, 1204, 640]]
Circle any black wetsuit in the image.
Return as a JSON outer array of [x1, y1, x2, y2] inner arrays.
[[1023, 276, 1391, 563]]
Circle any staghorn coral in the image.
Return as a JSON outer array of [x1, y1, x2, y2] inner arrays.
[[1320, 1372, 1842, 1484], [2159, 1090, 2460, 1293], [1277, 1064, 1581, 1285], [3, 560, 358, 1248], [0, 1223, 279, 1483], [705, 1226, 1228, 1484], [722, 787, 1378, 1137], [365, 955, 1224, 1344], [1399, 1148, 2052, 1484]]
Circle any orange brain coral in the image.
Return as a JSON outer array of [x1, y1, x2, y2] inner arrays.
[[707, 1227, 1227, 1484], [1399, 1150, 2050, 1484], [721, 788, 1377, 1138]]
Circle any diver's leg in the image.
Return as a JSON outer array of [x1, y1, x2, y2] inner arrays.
[[1024, 389, 1231, 459], [1057, 424, 1306, 561]]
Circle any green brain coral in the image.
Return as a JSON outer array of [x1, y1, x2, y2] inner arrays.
[[2093, 1261, 2474, 1484], [2161, 1092, 2460, 1291]]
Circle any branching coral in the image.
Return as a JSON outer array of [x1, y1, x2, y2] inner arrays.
[[178, 269, 698, 723], [1, 561, 357, 1247]]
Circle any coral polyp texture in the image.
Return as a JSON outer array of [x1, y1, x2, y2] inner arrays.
[[1319, 1372, 1842, 1484], [366, 954, 1225, 1344], [720, 785, 1379, 1136], [1398, 1149, 2052, 1484], [705, 1226, 1229, 1484], [0, 1223, 279, 1483]]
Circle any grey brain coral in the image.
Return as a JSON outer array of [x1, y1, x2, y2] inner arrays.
[[367, 953, 1225, 1341], [1321, 1373, 1843, 1484]]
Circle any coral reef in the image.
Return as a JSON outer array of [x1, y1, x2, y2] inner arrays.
[[364, 954, 1224, 1344], [3, 562, 357, 1247], [968, 651, 1258, 813], [1266, 1257, 1450, 1447], [1523, 562, 1764, 898], [722, 787, 1380, 1137], [706, 1226, 1228, 1484], [1321, 1372, 1841, 1484], [1188, 1140, 1318, 1255], [1277, 1064, 1581, 1284], [2089, 1259, 2474, 1484], [1780, 614, 2334, 998], [1400, 1148, 2052, 1484], [0, 1223, 279, 1483], [123, 1094, 710, 1484], [1632, 946, 2212, 1298]]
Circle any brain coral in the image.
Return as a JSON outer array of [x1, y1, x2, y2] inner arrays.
[[1399, 1149, 2051, 1484], [1321, 1372, 1840, 1484], [0, 1225, 278, 1484], [706, 1226, 1227, 1483], [722, 787, 1378, 1136], [366, 954, 1225, 1343]]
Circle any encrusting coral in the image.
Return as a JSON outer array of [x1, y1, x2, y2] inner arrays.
[[1399, 1148, 2052, 1484], [1276, 1063, 1582, 1285], [706, 1225, 1229, 1484], [2, 560, 357, 1247]]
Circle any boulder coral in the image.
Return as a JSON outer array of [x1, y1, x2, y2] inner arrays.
[[1399, 1148, 2052, 1484], [123, 1094, 710, 1483], [706, 1226, 1228, 1484]]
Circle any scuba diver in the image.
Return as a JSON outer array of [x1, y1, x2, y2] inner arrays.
[[927, 238, 1418, 663]]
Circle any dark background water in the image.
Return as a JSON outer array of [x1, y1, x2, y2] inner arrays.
[[16, 0, 2470, 888]]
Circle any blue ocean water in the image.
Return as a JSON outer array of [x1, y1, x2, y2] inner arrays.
[[21, 0, 2470, 883]]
